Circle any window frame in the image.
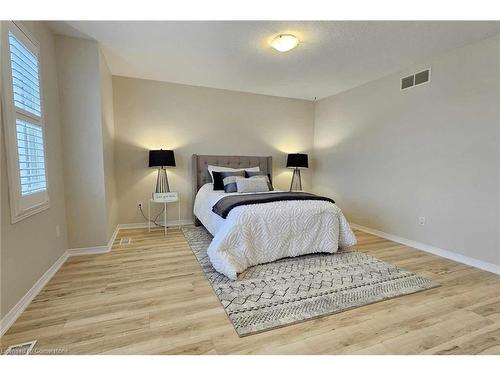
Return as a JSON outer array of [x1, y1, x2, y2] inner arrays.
[[1, 21, 50, 223]]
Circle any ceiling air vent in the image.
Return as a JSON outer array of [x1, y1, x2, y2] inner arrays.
[[401, 68, 431, 90]]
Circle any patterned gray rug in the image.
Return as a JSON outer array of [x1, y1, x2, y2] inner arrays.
[[182, 226, 438, 337]]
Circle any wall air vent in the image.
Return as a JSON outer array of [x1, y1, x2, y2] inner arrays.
[[401, 68, 431, 90], [415, 69, 430, 85], [401, 75, 414, 90]]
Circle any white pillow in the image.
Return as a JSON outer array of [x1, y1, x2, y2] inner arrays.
[[236, 176, 270, 193], [207, 164, 259, 182]]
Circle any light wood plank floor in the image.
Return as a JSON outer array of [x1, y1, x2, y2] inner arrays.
[[2, 227, 499, 354]]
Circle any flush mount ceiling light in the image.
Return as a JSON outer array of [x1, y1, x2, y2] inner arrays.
[[270, 34, 299, 52]]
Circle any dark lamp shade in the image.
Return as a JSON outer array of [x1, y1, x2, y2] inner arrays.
[[286, 153, 308, 168], [149, 149, 176, 167]]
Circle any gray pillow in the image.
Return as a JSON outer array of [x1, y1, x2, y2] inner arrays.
[[236, 176, 270, 193], [221, 171, 245, 193], [246, 172, 274, 191]]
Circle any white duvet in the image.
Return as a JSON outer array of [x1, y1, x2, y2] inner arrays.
[[193, 183, 357, 280]]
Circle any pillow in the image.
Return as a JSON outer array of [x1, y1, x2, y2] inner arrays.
[[208, 165, 259, 185], [236, 176, 270, 193], [246, 171, 274, 191], [213, 170, 251, 190], [220, 171, 246, 193], [212, 171, 228, 190]]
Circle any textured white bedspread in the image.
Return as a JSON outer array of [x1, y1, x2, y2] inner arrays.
[[193, 183, 357, 280]]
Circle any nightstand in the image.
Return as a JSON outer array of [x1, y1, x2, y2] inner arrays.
[[148, 192, 181, 235]]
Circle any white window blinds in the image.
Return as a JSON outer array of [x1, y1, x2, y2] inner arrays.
[[16, 118, 47, 195], [9, 32, 42, 116], [8, 30, 47, 197], [2, 22, 50, 222]]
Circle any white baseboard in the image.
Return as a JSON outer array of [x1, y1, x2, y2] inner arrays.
[[0, 250, 69, 336], [107, 224, 120, 248], [66, 225, 120, 256], [0, 245, 112, 336], [351, 223, 500, 275], [117, 219, 194, 230], [0, 220, 192, 336], [66, 246, 109, 256]]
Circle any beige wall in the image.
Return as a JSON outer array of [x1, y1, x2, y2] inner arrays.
[[113, 76, 315, 224], [55, 36, 109, 248], [313, 35, 500, 265], [1, 21, 68, 318], [99, 51, 118, 240]]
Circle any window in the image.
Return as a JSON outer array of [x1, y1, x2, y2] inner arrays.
[[2, 22, 49, 223]]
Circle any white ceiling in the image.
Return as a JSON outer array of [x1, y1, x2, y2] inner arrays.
[[49, 21, 500, 100]]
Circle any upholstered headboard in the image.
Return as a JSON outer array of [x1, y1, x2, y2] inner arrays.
[[192, 154, 273, 196]]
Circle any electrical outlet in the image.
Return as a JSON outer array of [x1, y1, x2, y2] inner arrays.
[[418, 216, 426, 226], [55, 224, 61, 238]]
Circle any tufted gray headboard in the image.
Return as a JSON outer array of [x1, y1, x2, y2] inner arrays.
[[192, 154, 273, 196]]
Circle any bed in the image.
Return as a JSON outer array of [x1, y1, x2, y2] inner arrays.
[[192, 154, 357, 280]]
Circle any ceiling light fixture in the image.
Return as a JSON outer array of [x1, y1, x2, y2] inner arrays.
[[270, 34, 299, 52]]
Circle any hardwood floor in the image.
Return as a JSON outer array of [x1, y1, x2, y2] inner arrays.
[[1, 227, 499, 354]]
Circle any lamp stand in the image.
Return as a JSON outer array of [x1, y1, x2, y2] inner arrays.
[[289, 167, 302, 191], [155, 167, 170, 194]]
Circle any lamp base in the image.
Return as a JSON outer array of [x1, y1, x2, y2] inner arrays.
[[289, 168, 302, 191], [154, 167, 170, 196]]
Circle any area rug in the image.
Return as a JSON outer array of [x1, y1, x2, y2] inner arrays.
[[182, 226, 438, 337]]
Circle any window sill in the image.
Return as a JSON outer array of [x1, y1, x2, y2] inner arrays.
[[11, 201, 50, 224]]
